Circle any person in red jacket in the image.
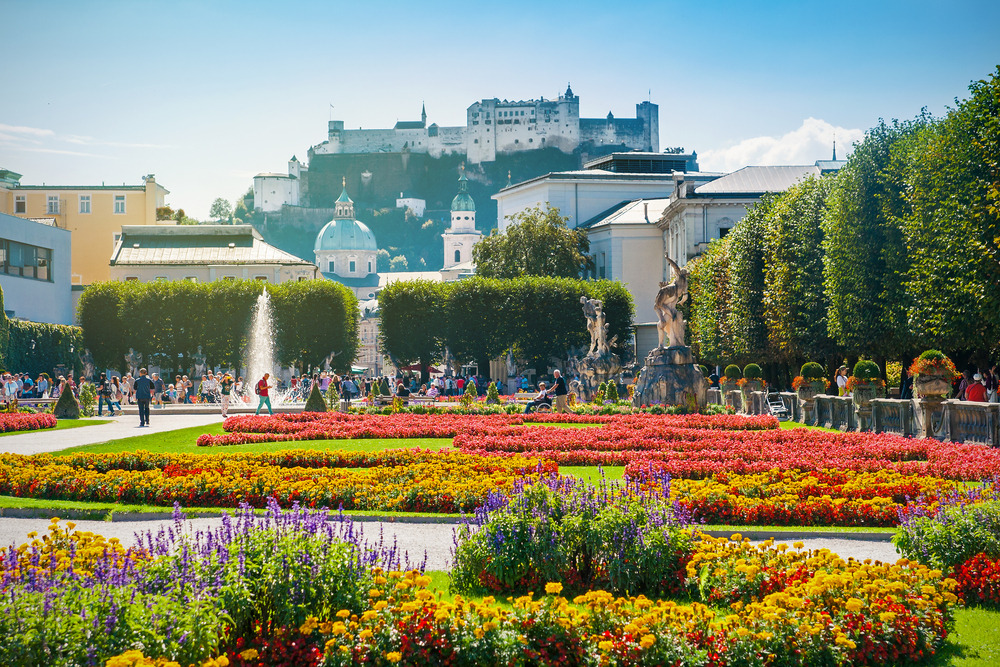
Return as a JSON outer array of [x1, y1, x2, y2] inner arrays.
[[255, 373, 274, 415], [965, 374, 987, 402]]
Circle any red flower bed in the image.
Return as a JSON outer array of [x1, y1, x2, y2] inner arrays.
[[952, 553, 1000, 607], [0, 412, 57, 433]]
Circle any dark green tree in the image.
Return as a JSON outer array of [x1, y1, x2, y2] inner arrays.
[[272, 280, 358, 373], [377, 279, 445, 383], [78, 282, 128, 370], [444, 277, 514, 373], [474, 205, 592, 279], [687, 240, 733, 365], [726, 195, 772, 363], [209, 198, 233, 223]]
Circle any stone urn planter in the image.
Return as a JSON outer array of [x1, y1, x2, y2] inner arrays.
[[739, 379, 764, 414], [851, 382, 881, 431], [913, 371, 954, 399], [796, 380, 827, 425]]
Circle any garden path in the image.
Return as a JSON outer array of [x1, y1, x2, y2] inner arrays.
[[0, 516, 902, 570], [0, 414, 223, 455]]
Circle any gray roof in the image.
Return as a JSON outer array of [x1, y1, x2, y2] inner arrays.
[[579, 198, 671, 229], [694, 165, 820, 195], [111, 224, 314, 266]]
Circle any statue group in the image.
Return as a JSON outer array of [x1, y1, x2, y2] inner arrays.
[[576, 295, 622, 402], [632, 254, 709, 408]]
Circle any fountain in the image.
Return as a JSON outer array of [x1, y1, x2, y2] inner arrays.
[[243, 290, 298, 406]]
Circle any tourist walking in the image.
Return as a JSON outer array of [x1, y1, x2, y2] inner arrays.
[[255, 373, 274, 415], [134, 368, 154, 427], [552, 369, 568, 413], [220, 373, 235, 418], [96, 372, 115, 417], [110, 376, 124, 414], [152, 373, 165, 408]]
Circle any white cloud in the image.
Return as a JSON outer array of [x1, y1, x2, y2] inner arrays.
[[0, 123, 55, 138], [698, 118, 864, 173]]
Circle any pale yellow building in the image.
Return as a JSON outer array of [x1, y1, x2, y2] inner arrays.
[[0, 169, 169, 285]]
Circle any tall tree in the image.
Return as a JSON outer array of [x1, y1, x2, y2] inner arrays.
[[377, 279, 445, 382], [209, 198, 232, 223], [474, 205, 591, 279], [726, 195, 772, 363], [901, 68, 1000, 359], [687, 239, 733, 366], [445, 277, 514, 373], [763, 176, 837, 364]]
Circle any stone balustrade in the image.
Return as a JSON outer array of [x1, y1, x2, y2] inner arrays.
[[813, 395, 856, 431]]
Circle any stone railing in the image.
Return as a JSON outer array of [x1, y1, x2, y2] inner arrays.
[[871, 399, 917, 437], [707, 388, 722, 406], [812, 394, 856, 431]]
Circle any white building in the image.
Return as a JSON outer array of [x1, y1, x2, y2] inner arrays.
[[108, 224, 318, 284], [442, 168, 481, 270], [0, 212, 73, 325], [493, 152, 699, 231], [311, 86, 658, 165], [253, 156, 304, 212], [395, 192, 426, 218], [314, 183, 380, 300], [658, 161, 845, 267]]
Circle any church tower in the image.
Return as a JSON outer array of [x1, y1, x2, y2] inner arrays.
[[442, 165, 482, 270]]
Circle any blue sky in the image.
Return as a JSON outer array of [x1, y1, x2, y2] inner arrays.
[[1, 0, 998, 217]]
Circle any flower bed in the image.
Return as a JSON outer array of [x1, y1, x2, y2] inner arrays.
[[0, 412, 57, 433], [0, 449, 555, 513], [196, 412, 778, 447]]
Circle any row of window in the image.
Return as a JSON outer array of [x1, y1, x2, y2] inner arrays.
[[472, 109, 536, 120], [124, 275, 288, 283], [0, 238, 53, 282], [12, 194, 126, 215], [327, 259, 372, 274]]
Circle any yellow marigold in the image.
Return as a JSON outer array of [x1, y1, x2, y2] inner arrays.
[[598, 640, 614, 651], [545, 582, 563, 595], [386, 652, 402, 663], [238, 649, 259, 661], [359, 629, 374, 641], [879, 612, 897, 623], [336, 609, 351, 618], [844, 598, 864, 613], [639, 635, 655, 649]]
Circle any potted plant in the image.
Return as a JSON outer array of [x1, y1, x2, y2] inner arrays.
[[846, 360, 885, 407], [908, 349, 960, 399], [792, 362, 829, 397], [738, 363, 765, 394], [721, 365, 742, 394]]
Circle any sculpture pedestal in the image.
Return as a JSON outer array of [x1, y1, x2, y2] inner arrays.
[[631, 346, 708, 409], [577, 351, 622, 402]]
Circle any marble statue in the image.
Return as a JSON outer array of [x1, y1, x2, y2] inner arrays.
[[580, 296, 611, 356], [576, 296, 621, 402], [505, 348, 517, 378], [124, 348, 142, 376], [654, 255, 689, 348], [192, 345, 207, 377], [79, 349, 95, 381]]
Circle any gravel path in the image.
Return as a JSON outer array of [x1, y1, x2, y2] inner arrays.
[[0, 414, 223, 455], [0, 516, 900, 571]]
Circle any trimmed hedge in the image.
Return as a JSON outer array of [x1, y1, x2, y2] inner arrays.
[[800, 362, 826, 379], [853, 360, 881, 381], [723, 364, 742, 380]]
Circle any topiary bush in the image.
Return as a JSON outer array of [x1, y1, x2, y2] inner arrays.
[[304, 382, 327, 412], [852, 360, 881, 381], [724, 365, 742, 380], [800, 362, 826, 379], [486, 382, 499, 404], [77, 382, 96, 417], [325, 383, 340, 410], [606, 381, 619, 403], [918, 349, 948, 362], [742, 363, 762, 379], [53, 384, 81, 419]]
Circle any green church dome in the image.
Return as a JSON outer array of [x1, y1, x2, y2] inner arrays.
[[451, 171, 476, 212], [314, 218, 377, 252]]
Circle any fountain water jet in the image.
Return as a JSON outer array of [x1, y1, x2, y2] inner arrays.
[[243, 290, 297, 405]]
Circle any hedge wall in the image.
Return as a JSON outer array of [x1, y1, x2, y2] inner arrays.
[[0, 285, 82, 376]]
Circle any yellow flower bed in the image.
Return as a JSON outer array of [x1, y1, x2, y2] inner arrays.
[[0, 450, 554, 513]]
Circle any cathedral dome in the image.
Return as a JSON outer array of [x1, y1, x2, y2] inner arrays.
[[451, 171, 476, 212], [314, 218, 377, 252]]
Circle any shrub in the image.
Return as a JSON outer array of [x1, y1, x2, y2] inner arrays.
[[304, 382, 327, 412], [460, 380, 477, 407], [606, 381, 619, 403], [451, 477, 694, 597], [853, 359, 881, 381], [800, 362, 826, 379], [325, 383, 340, 410], [723, 364, 742, 380], [486, 382, 499, 404], [894, 494, 1000, 570], [77, 383, 96, 417], [742, 363, 762, 379], [52, 386, 81, 419]]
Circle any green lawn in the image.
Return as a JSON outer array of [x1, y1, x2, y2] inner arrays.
[[933, 606, 1000, 666], [778, 421, 843, 433], [1, 418, 112, 438]]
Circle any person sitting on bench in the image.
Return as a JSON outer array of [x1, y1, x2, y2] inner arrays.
[[524, 382, 552, 414]]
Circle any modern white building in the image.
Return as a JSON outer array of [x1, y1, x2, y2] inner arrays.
[[395, 192, 426, 218], [252, 156, 304, 212], [442, 169, 481, 270], [0, 212, 73, 324], [493, 152, 699, 231], [314, 183, 380, 299], [109, 224, 318, 284], [658, 161, 845, 267]]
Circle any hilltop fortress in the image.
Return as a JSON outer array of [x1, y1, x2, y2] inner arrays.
[[310, 84, 658, 164]]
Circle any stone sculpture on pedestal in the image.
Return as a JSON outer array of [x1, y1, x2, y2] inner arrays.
[[124, 348, 142, 376], [632, 255, 709, 408], [576, 296, 621, 402]]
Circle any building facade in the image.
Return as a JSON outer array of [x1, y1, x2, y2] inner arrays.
[[0, 169, 169, 285], [109, 225, 317, 283], [442, 169, 481, 270], [310, 86, 658, 164], [0, 212, 74, 324], [253, 157, 303, 213], [314, 184, 380, 299]]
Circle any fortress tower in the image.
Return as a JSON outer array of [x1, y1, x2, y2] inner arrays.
[[442, 166, 481, 269]]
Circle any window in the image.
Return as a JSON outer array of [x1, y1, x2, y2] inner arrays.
[[125, 276, 139, 281], [328, 260, 335, 273], [349, 260, 356, 273], [719, 227, 731, 238], [153, 276, 168, 281], [221, 276, 236, 281], [454, 249, 461, 263], [185, 276, 198, 283], [79, 195, 91, 214], [47, 195, 59, 214], [0, 238, 53, 281], [254, 276, 268, 282], [367, 261, 372, 272], [14, 195, 25, 214], [114, 195, 126, 214]]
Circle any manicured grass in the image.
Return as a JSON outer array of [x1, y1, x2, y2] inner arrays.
[[0, 418, 112, 438], [930, 606, 1000, 666], [561, 465, 625, 484], [698, 524, 896, 535], [50, 423, 453, 456], [778, 421, 843, 433]]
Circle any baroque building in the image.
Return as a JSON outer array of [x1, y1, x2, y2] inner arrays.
[[310, 85, 658, 165], [314, 181, 380, 299], [441, 167, 481, 270]]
